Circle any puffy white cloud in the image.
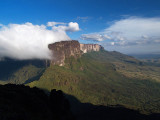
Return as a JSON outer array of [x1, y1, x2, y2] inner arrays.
[[66, 22, 80, 32], [80, 17, 160, 53], [0, 22, 80, 60], [81, 17, 160, 45], [104, 17, 160, 45], [50, 22, 80, 32]]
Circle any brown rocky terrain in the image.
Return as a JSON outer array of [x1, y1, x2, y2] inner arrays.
[[48, 40, 103, 66], [80, 43, 103, 53]]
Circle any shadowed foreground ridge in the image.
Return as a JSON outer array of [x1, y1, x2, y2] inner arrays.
[[0, 84, 75, 120], [0, 84, 160, 120], [65, 94, 160, 120]]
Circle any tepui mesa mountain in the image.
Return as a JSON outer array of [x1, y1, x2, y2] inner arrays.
[[48, 40, 104, 66]]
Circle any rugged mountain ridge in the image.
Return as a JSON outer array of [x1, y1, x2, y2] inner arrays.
[[48, 40, 103, 66]]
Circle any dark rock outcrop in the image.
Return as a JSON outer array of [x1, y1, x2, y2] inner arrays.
[[0, 84, 75, 120]]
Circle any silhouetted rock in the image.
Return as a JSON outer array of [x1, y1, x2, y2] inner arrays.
[[0, 84, 75, 120]]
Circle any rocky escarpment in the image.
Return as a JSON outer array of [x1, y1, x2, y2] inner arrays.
[[48, 40, 103, 66], [48, 40, 82, 66], [80, 44, 103, 53]]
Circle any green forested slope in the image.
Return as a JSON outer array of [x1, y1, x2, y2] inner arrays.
[[29, 51, 160, 114], [0, 60, 45, 84]]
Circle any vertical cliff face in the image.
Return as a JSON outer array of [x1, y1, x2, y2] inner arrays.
[[48, 40, 104, 66], [80, 44, 104, 53], [48, 40, 82, 66]]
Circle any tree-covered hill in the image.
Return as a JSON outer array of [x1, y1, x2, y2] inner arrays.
[[0, 59, 46, 84], [28, 51, 160, 114]]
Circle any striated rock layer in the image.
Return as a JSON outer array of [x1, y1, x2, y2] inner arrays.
[[48, 40, 82, 66], [80, 43, 103, 53], [48, 40, 103, 66]]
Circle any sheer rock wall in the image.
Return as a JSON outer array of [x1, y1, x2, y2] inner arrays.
[[48, 40, 103, 66]]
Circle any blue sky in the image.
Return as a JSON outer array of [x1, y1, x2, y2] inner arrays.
[[0, 0, 160, 55]]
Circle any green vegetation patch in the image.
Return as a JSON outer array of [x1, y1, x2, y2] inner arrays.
[[29, 51, 160, 114]]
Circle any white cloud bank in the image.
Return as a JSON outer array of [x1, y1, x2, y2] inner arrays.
[[0, 22, 80, 60], [81, 17, 160, 53], [81, 34, 111, 41]]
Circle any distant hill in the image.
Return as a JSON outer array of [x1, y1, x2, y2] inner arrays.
[[0, 59, 46, 84], [130, 53, 160, 67], [129, 53, 160, 59]]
